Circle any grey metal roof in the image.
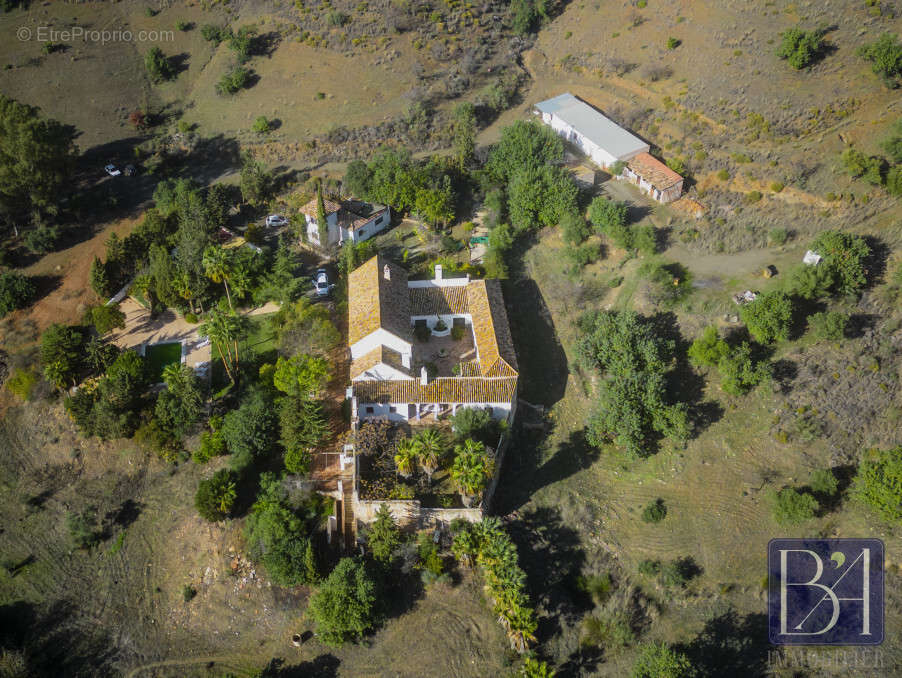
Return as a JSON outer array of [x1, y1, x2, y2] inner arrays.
[[535, 92, 648, 160]]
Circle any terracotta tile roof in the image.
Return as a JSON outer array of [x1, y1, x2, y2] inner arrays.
[[409, 285, 470, 316], [457, 361, 482, 377], [627, 152, 683, 191], [350, 345, 409, 379], [339, 204, 389, 232], [348, 255, 412, 346], [300, 197, 342, 217], [354, 376, 517, 404], [466, 280, 518, 377]]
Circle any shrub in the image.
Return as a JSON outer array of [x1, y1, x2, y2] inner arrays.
[[771, 487, 818, 525], [739, 291, 793, 344], [0, 271, 35, 316], [637, 260, 692, 307], [841, 148, 885, 185], [638, 559, 661, 576], [307, 557, 381, 646], [770, 182, 785, 193], [807, 311, 847, 340], [451, 324, 465, 341], [193, 429, 227, 463], [776, 27, 825, 69], [85, 304, 126, 335], [252, 115, 270, 133], [688, 326, 728, 368], [810, 468, 838, 497], [201, 23, 228, 44], [450, 407, 500, 445], [176, 21, 191, 31], [745, 190, 763, 203], [195, 469, 238, 522], [768, 227, 788, 245], [183, 312, 199, 324], [717, 342, 770, 396], [182, 584, 197, 601], [5, 367, 37, 401], [852, 447, 902, 524], [144, 47, 174, 83], [660, 557, 700, 588], [666, 36, 680, 50], [66, 507, 100, 549], [808, 230, 870, 296], [632, 642, 693, 678], [216, 66, 251, 95], [857, 33, 902, 84], [24, 224, 60, 253], [716, 168, 730, 181], [327, 10, 350, 26], [641, 498, 667, 523]]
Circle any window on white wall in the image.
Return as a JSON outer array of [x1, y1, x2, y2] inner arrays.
[[366, 406, 374, 414]]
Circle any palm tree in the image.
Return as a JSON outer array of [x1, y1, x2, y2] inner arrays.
[[450, 438, 494, 506], [505, 603, 538, 654], [394, 437, 418, 479], [199, 308, 243, 383], [414, 428, 445, 482], [162, 363, 202, 410], [202, 245, 235, 310], [172, 272, 196, 314], [519, 658, 554, 678]]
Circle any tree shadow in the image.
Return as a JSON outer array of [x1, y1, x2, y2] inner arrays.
[[261, 655, 340, 677], [30, 275, 62, 303], [168, 52, 191, 77], [494, 428, 599, 514], [504, 505, 587, 642], [845, 312, 880, 339], [678, 608, 770, 677], [105, 498, 142, 529], [255, 31, 283, 58]]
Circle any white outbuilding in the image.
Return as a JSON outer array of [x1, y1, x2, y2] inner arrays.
[[535, 92, 650, 168]]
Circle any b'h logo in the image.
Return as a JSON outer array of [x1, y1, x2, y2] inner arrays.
[[768, 539, 884, 645]]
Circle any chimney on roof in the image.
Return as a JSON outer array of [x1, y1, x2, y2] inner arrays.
[[420, 365, 428, 385], [383, 264, 391, 280], [434, 264, 443, 281]]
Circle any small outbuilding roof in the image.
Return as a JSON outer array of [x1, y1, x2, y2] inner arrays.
[[627, 152, 683, 191], [535, 92, 648, 160]]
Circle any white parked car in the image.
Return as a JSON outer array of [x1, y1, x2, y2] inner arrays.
[[265, 214, 289, 228], [104, 164, 121, 177], [314, 269, 332, 296]]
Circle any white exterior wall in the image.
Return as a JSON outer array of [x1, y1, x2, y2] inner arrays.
[[352, 362, 410, 382], [358, 401, 409, 421], [305, 211, 339, 245], [356, 400, 511, 423], [350, 328, 412, 361], [543, 112, 648, 168], [410, 313, 471, 329]]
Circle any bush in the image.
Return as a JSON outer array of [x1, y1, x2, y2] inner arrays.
[[776, 27, 825, 69], [216, 66, 251, 95], [85, 304, 126, 335], [641, 498, 667, 523], [176, 21, 191, 32], [327, 10, 349, 26], [451, 324, 465, 341], [660, 557, 700, 588], [810, 468, 838, 497], [24, 224, 60, 253], [745, 190, 762, 203], [0, 271, 35, 316], [66, 507, 100, 549], [252, 115, 270, 133], [739, 291, 793, 343], [852, 447, 902, 524], [717, 342, 770, 396], [637, 260, 692, 307], [183, 312, 198, 324], [808, 230, 870, 296], [807, 311, 847, 340], [144, 47, 174, 83], [5, 367, 38, 401], [201, 23, 228, 44], [771, 487, 818, 525], [666, 36, 680, 50], [637, 559, 661, 576], [770, 182, 785, 193], [716, 168, 730, 181], [308, 557, 381, 646], [841, 148, 885, 185], [182, 584, 197, 601], [450, 407, 500, 446], [193, 428, 227, 463], [768, 227, 788, 245], [195, 469, 238, 521], [857, 33, 902, 84], [687, 326, 728, 368], [632, 642, 693, 678]]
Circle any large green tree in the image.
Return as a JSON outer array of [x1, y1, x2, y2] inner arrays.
[[853, 447, 902, 524], [308, 557, 381, 646], [0, 271, 35, 317], [740, 291, 794, 344], [486, 120, 564, 183], [0, 95, 77, 219], [367, 503, 401, 566], [40, 323, 84, 388]]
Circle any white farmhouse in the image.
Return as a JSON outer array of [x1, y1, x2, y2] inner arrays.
[[347, 255, 518, 427], [535, 92, 684, 204], [301, 197, 390, 247]]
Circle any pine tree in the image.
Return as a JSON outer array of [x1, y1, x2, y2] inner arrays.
[[303, 539, 320, 583], [89, 257, 111, 299], [316, 179, 330, 248]]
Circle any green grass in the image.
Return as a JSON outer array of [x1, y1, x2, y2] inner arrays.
[[144, 342, 182, 383]]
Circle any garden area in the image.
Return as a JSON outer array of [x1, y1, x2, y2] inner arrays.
[[354, 408, 505, 508]]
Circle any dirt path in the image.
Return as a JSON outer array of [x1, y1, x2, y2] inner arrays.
[[124, 655, 250, 678]]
